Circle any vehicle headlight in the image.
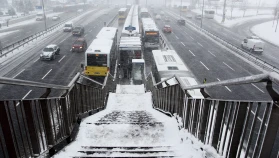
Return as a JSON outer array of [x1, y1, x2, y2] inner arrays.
[[40, 54, 43, 57]]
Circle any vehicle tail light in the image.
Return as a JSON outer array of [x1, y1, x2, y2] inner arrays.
[[72, 47, 74, 49], [85, 66, 87, 70], [107, 67, 110, 72], [80, 47, 82, 48]]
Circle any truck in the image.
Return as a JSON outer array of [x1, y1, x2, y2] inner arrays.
[[36, 12, 45, 21], [241, 36, 264, 53]]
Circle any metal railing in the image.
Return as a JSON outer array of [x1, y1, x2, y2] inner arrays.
[[0, 73, 116, 157], [145, 72, 279, 158], [167, 10, 279, 74]]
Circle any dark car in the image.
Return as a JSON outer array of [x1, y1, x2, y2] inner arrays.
[[195, 14, 202, 20], [72, 26, 84, 36], [163, 25, 172, 33], [71, 38, 87, 52], [177, 19, 185, 26]]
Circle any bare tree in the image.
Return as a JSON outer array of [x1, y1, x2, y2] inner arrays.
[[230, 0, 236, 19], [241, 0, 248, 17]]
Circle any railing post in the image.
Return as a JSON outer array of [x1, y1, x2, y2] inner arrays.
[[39, 88, 55, 146], [0, 101, 19, 158], [60, 92, 71, 136], [199, 99, 210, 143], [227, 102, 248, 158], [22, 100, 41, 155], [211, 101, 225, 149], [259, 103, 279, 157]]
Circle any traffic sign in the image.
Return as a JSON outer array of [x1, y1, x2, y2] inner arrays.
[[125, 25, 136, 31]]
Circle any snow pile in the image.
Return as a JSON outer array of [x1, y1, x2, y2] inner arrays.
[[116, 84, 145, 94], [251, 20, 279, 47], [191, 9, 272, 28], [0, 30, 19, 38]]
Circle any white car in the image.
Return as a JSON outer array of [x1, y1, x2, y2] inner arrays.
[[155, 14, 161, 20], [40, 44, 60, 60], [52, 15, 60, 21], [77, 9, 83, 13], [63, 22, 73, 32]]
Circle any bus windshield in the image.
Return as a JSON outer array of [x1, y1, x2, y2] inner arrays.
[[145, 32, 159, 43], [87, 54, 107, 66]]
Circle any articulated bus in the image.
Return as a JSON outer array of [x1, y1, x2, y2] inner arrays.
[[204, 10, 215, 19], [141, 18, 160, 50], [118, 8, 128, 24], [84, 27, 118, 77], [140, 8, 149, 18], [151, 49, 204, 98]]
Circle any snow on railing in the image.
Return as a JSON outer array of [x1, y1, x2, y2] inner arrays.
[[145, 72, 279, 158], [0, 72, 116, 157]]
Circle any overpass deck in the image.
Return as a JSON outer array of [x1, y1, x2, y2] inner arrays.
[[54, 85, 211, 157]]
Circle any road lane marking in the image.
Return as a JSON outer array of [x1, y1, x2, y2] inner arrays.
[[251, 110, 255, 115], [208, 51, 216, 57], [59, 38, 68, 44], [189, 50, 195, 56], [223, 62, 235, 71], [183, 31, 188, 35], [251, 83, 265, 93], [16, 90, 32, 106], [34, 58, 40, 62], [190, 36, 194, 40], [22, 90, 32, 99], [42, 69, 52, 79], [58, 55, 66, 63], [175, 35, 179, 39], [257, 116, 262, 122], [217, 78, 232, 92], [89, 30, 92, 32], [197, 42, 203, 47], [12, 69, 25, 79], [84, 34, 87, 37], [181, 42, 185, 46], [200, 61, 209, 70]]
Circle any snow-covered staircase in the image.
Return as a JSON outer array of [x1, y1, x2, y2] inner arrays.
[[54, 84, 207, 158]]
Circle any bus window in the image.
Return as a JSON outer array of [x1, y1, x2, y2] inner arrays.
[[87, 54, 107, 66]]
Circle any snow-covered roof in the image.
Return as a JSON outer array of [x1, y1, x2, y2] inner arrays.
[[140, 8, 148, 13], [119, 37, 141, 50], [118, 8, 127, 12], [122, 5, 140, 36], [132, 59, 145, 63], [46, 44, 57, 48], [152, 50, 188, 72], [86, 39, 113, 54], [96, 27, 118, 40], [142, 18, 158, 32]]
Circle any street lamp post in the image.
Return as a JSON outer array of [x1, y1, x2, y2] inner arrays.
[[180, 0, 182, 19], [41, 0, 47, 31], [222, 0, 227, 23], [201, 0, 205, 28]]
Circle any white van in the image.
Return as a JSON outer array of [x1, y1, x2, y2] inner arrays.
[[36, 12, 45, 21], [241, 36, 264, 53], [63, 22, 73, 32]]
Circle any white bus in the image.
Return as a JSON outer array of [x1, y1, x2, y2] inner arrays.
[[141, 18, 160, 50], [84, 39, 114, 77], [96, 27, 118, 50], [140, 8, 149, 18], [151, 50, 204, 98], [204, 10, 215, 19]]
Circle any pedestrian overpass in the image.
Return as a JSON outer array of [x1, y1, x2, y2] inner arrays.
[[0, 72, 279, 157]]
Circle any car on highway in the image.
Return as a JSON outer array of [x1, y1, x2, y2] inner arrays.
[[177, 19, 185, 25], [195, 14, 202, 20], [63, 22, 73, 32], [71, 38, 87, 52], [164, 16, 170, 22], [77, 9, 83, 13], [52, 15, 60, 21], [186, 13, 192, 19], [72, 26, 85, 36], [163, 25, 172, 33], [40, 44, 60, 60], [155, 14, 161, 20]]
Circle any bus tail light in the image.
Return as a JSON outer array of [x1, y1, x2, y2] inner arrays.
[[107, 67, 110, 72], [85, 66, 87, 70]]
